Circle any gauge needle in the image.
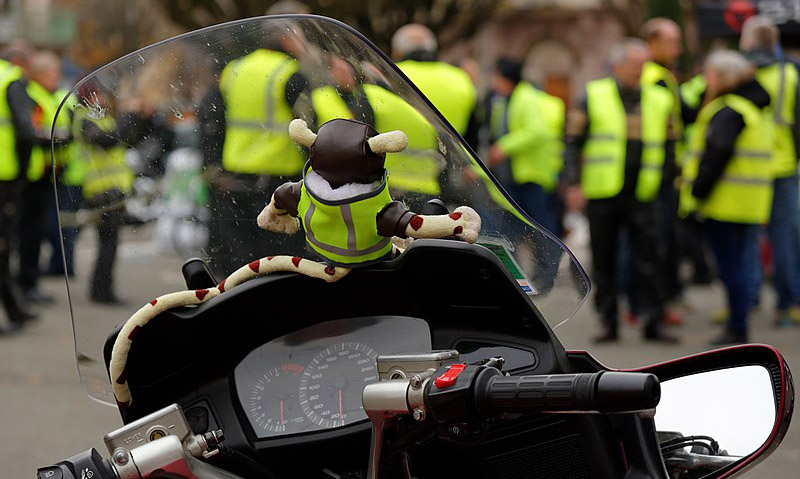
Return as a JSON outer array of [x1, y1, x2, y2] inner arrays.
[[280, 399, 285, 424], [338, 388, 343, 423]]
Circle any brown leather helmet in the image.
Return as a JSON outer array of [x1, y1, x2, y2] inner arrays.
[[309, 119, 385, 189]]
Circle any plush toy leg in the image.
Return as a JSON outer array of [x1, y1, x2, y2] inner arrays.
[[110, 256, 349, 407], [404, 206, 481, 243], [257, 197, 300, 235]]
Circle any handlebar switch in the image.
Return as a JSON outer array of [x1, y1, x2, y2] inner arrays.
[[433, 363, 467, 388], [426, 365, 500, 423], [37, 449, 117, 479]]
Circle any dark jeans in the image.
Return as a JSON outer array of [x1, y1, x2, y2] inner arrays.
[[704, 220, 759, 334], [19, 179, 52, 290], [657, 183, 681, 301], [46, 184, 81, 276], [91, 207, 124, 300], [587, 195, 664, 333], [0, 181, 26, 321], [767, 175, 800, 310], [511, 182, 560, 237]]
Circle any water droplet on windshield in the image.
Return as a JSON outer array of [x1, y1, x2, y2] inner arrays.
[[138, 53, 145, 64], [437, 138, 447, 155], [170, 107, 184, 120]]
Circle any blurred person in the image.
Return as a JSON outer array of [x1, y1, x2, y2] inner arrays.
[[740, 16, 800, 326], [487, 58, 564, 236], [680, 50, 773, 345], [266, 0, 310, 14], [0, 43, 37, 331], [44, 86, 79, 278], [202, 20, 313, 277], [391, 23, 478, 196], [15, 51, 68, 304], [72, 86, 134, 304], [564, 38, 676, 343], [679, 70, 716, 286], [640, 17, 686, 307]]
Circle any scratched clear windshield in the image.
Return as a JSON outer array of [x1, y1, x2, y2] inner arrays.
[[52, 15, 590, 405]]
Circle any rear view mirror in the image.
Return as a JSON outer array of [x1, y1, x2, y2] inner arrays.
[[635, 344, 793, 479], [656, 366, 776, 478]]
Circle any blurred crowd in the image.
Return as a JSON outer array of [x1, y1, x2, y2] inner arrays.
[[1, 3, 798, 348]]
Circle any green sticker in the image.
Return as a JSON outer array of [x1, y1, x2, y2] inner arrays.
[[479, 240, 538, 296]]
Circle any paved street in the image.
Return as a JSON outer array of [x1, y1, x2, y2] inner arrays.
[[1, 246, 798, 477]]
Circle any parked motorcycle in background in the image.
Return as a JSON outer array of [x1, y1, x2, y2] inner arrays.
[[40, 15, 793, 479]]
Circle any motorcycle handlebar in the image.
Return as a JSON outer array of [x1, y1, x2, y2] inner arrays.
[[474, 371, 661, 416]]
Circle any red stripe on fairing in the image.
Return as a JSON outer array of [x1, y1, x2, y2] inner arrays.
[[565, 344, 791, 479]]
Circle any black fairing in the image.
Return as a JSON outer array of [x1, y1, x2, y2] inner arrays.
[[104, 240, 668, 479]]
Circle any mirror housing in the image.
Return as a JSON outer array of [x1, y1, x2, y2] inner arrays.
[[633, 344, 794, 479]]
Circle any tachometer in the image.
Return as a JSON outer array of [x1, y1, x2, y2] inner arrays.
[[298, 342, 378, 428], [248, 363, 306, 433]]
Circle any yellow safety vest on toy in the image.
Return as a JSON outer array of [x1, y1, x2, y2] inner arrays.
[[397, 60, 476, 135], [73, 109, 133, 200], [581, 77, 672, 202], [311, 84, 441, 195], [680, 94, 774, 224], [296, 165, 394, 266], [756, 62, 799, 178], [0, 61, 22, 181], [496, 82, 564, 192], [220, 49, 304, 176]]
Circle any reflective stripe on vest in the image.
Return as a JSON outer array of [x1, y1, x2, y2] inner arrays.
[[0, 64, 23, 180], [73, 109, 133, 199], [680, 94, 774, 224], [756, 62, 798, 178], [296, 165, 394, 266], [220, 50, 304, 175], [581, 77, 672, 202], [397, 60, 476, 135]]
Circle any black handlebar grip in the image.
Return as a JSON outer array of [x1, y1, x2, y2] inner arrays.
[[476, 371, 660, 416]]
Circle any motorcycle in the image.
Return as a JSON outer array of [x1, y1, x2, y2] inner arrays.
[[40, 15, 793, 479]]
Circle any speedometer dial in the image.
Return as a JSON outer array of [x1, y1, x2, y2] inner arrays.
[[298, 342, 378, 428], [248, 363, 306, 433]]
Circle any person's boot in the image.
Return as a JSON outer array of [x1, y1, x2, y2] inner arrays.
[[710, 329, 748, 346], [593, 327, 619, 343], [643, 324, 679, 343]]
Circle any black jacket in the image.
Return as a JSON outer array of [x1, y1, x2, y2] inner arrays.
[[691, 79, 771, 200]]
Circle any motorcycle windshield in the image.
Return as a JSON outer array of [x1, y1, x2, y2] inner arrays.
[[52, 15, 589, 405]]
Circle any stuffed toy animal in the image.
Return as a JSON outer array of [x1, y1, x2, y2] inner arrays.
[[109, 118, 480, 407]]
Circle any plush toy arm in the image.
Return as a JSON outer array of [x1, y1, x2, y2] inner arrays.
[[403, 206, 481, 244], [258, 181, 302, 235]]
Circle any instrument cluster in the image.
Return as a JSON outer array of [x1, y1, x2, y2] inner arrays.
[[234, 316, 431, 439]]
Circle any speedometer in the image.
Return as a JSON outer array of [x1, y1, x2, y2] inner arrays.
[[248, 363, 306, 433], [298, 342, 378, 428]]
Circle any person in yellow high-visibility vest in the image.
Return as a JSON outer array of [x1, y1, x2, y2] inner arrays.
[[486, 58, 564, 237], [740, 16, 800, 326], [7, 51, 68, 305], [201, 21, 314, 277], [640, 17, 686, 306], [680, 50, 774, 344], [391, 24, 478, 198], [0, 46, 37, 332], [564, 38, 676, 343]]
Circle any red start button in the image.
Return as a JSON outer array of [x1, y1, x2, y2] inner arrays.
[[434, 363, 466, 388]]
